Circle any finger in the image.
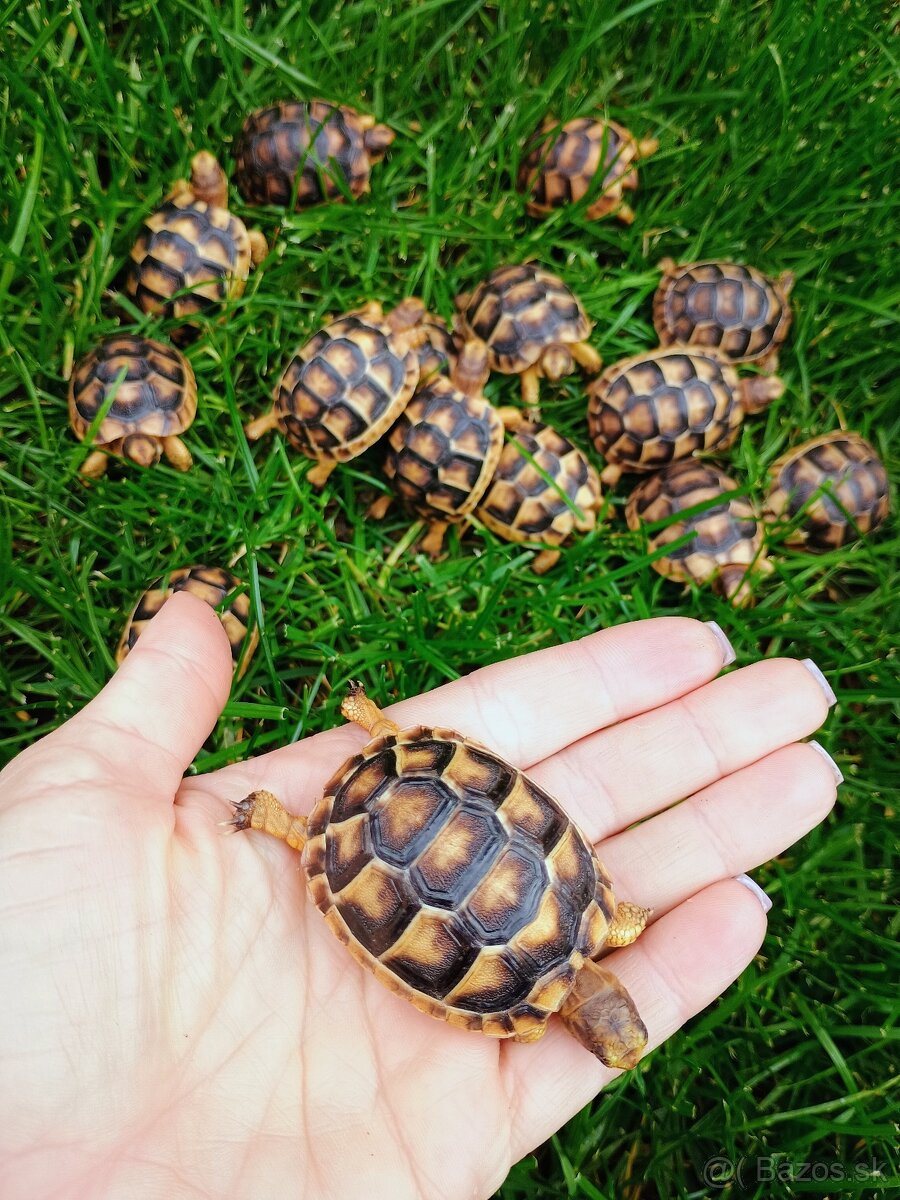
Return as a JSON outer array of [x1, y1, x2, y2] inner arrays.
[[69, 592, 233, 794], [597, 741, 839, 917], [501, 879, 767, 1161], [527, 657, 835, 843], [204, 617, 732, 813]]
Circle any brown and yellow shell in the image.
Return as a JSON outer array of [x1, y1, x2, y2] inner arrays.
[[383, 375, 505, 522], [765, 432, 890, 551], [116, 565, 258, 676], [625, 460, 768, 605], [653, 260, 794, 365], [455, 264, 592, 375], [517, 117, 646, 220], [234, 100, 394, 208], [586, 348, 746, 474], [477, 421, 602, 549], [303, 724, 617, 1039], [125, 197, 254, 342], [273, 311, 420, 465], [68, 334, 197, 444]]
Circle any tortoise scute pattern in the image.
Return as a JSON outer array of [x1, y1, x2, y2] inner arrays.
[[588, 350, 742, 470], [519, 118, 635, 209], [655, 262, 790, 362], [235, 101, 371, 207], [70, 335, 196, 440], [305, 729, 611, 1032]]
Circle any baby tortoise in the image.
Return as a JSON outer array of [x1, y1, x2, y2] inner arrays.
[[234, 100, 394, 208], [454, 264, 602, 412], [125, 153, 266, 343], [246, 299, 427, 487], [378, 339, 505, 556], [765, 432, 890, 551], [626, 460, 770, 606], [518, 116, 658, 225], [653, 260, 794, 369], [69, 334, 197, 477], [476, 417, 603, 574], [228, 683, 651, 1068], [117, 565, 258, 676], [415, 311, 457, 381], [586, 348, 784, 486]]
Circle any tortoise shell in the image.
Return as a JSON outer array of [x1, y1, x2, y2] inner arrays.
[[518, 117, 644, 217], [625, 460, 767, 604], [69, 334, 197, 444], [234, 100, 393, 208], [273, 311, 420, 464], [383, 375, 505, 521], [766, 432, 890, 551], [415, 312, 456, 380], [303, 723, 618, 1039], [587, 348, 750, 474], [116, 565, 258, 676], [653, 260, 793, 364], [477, 421, 602, 548], [455, 264, 592, 375], [125, 197, 254, 341]]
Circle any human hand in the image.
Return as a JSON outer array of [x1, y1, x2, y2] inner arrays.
[[0, 594, 839, 1199]]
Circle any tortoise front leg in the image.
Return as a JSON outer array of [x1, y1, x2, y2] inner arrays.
[[558, 959, 648, 1069], [341, 683, 401, 739], [245, 410, 280, 441], [531, 548, 561, 574], [80, 450, 109, 478], [418, 519, 450, 559], [605, 900, 652, 948], [520, 365, 541, 415], [570, 341, 603, 374], [227, 790, 308, 851], [306, 459, 337, 488], [162, 435, 193, 472]]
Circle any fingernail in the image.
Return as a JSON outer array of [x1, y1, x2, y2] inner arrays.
[[807, 740, 844, 785], [801, 659, 837, 707], [735, 873, 773, 914], [704, 621, 736, 666]]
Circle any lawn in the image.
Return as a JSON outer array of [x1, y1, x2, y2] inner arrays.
[[1, 0, 898, 1196]]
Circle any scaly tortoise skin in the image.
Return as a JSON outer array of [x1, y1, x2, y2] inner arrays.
[[625, 460, 770, 606], [476, 419, 603, 574], [586, 348, 785, 486], [245, 299, 426, 487], [68, 334, 197, 478], [234, 100, 394, 208], [653, 260, 794, 369], [229, 684, 650, 1068], [454, 264, 602, 411], [125, 153, 266, 344], [765, 432, 890, 551], [380, 340, 504, 556], [117, 566, 258, 676], [518, 116, 658, 225], [415, 311, 456, 381]]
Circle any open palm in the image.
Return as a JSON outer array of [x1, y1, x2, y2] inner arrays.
[[0, 594, 838, 1200]]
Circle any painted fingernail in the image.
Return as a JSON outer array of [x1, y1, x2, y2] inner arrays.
[[801, 659, 837, 707], [704, 621, 736, 666], [735, 873, 773, 914], [808, 740, 844, 785]]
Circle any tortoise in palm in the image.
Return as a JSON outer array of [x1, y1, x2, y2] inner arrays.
[[246, 299, 427, 487], [234, 100, 394, 208], [125, 153, 267, 343], [454, 264, 602, 412], [625, 460, 770, 606], [117, 566, 258, 676], [68, 334, 197, 477], [377, 339, 505, 556], [476, 418, 603, 574], [586, 348, 785, 485], [518, 116, 658, 225], [228, 683, 651, 1068], [765, 432, 890, 551], [653, 260, 794, 369]]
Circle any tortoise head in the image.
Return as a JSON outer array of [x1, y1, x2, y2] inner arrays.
[[738, 374, 785, 414], [189, 151, 229, 209], [541, 343, 575, 381], [122, 433, 162, 469], [386, 297, 428, 353], [451, 338, 490, 397], [363, 123, 395, 161]]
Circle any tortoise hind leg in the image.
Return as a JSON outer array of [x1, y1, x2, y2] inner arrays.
[[558, 959, 648, 1069], [162, 435, 193, 472], [606, 900, 652, 948], [80, 450, 109, 478]]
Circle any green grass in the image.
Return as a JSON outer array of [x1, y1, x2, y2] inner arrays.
[[1, 0, 898, 1195]]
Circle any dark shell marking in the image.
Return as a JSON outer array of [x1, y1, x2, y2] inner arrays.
[[383, 376, 504, 520], [274, 314, 419, 462], [587, 349, 743, 472], [518, 117, 639, 211], [69, 335, 197, 444], [116, 565, 257, 673], [456, 264, 591, 374], [653, 261, 791, 363], [767, 433, 890, 551], [304, 728, 614, 1036]]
